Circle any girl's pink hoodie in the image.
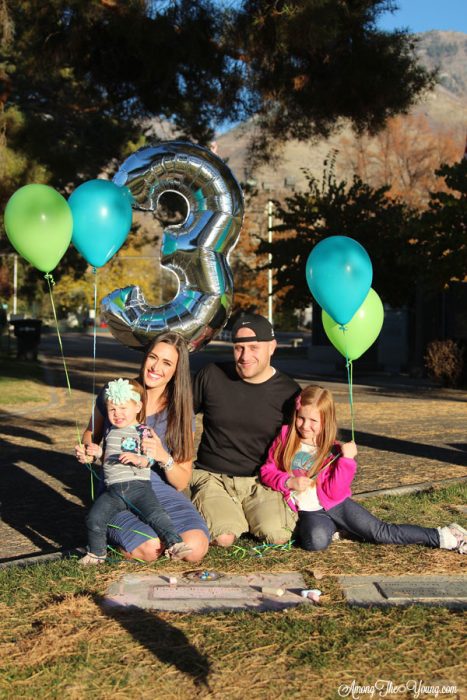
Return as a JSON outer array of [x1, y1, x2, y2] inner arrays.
[[259, 425, 357, 513]]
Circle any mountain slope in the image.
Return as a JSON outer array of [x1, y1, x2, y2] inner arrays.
[[216, 31, 467, 194]]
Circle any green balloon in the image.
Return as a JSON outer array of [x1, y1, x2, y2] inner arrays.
[[4, 184, 73, 273], [322, 288, 384, 360]]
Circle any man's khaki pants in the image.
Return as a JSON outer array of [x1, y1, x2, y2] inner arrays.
[[190, 469, 297, 543]]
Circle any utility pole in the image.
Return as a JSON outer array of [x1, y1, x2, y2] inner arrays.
[[0, 253, 18, 316], [13, 254, 17, 315], [267, 199, 273, 325]]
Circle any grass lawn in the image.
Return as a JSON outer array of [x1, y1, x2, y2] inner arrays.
[[0, 353, 50, 406], [0, 484, 465, 699]]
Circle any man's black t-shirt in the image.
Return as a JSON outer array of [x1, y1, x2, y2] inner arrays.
[[193, 362, 300, 477]]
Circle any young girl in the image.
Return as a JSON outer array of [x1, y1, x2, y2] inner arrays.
[[77, 378, 192, 564], [260, 385, 466, 554]]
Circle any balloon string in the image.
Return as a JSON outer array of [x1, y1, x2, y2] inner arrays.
[[45, 274, 80, 443], [79, 453, 103, 483], [107, 523, 161, 563], [44, 273, 95, 482], [107, 523, 161, 541], [346, 358, 355, 441], [89, 267, 98, 501], [339, 324, 355, 441], [106, 544, 147, 565]]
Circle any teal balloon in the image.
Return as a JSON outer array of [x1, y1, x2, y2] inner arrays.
[[69, 180, 133, 267], [306, 236, 373, 324], [322, 288, 384, 360], [4, 184, 73, 273]]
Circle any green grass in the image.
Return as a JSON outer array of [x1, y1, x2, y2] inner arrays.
[[0, 354, 49, 405], [0, 485, 465, 699], [358, 482, 467, 526]]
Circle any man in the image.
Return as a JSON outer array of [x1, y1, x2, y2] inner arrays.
[[191, 313, 300, 546]]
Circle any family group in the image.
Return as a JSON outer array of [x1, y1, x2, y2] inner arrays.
[[75, 314, 466, 564]]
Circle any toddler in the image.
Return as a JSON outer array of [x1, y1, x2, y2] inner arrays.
[[77, 378, 192, 564]]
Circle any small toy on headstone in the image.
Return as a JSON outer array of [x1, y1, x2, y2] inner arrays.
[[261, 586, 285, 597], [301, 589, 322, 603], [185, 569, 223, 582]]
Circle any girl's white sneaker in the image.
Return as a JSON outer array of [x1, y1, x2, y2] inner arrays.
[[438, 523, 467, 553]]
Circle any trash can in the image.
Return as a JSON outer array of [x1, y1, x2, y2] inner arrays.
[[11, 319, 42, 360]]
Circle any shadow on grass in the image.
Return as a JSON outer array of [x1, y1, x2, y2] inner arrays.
[[448, 442, 467, 453], [0, 436, 90, 559], [93, 592, 211, 688], [340, 429, 467, 468], [0, 356, 45, 381], [38, 333, 142, 398], [0, 423, 54, 444]]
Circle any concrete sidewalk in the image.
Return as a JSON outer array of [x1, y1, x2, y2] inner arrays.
[[1, 337, 466, 564]]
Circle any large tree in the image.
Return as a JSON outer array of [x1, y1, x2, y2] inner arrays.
[[261, 162, 419, 311], [0, 0, 434, 190], [338, 113, 461, 209], [233, 0, 435, 160], [419, 158, 467, 291], [0, 0, 244, 193], [0, 0, 434, 308], [261, 156, 466, 330]]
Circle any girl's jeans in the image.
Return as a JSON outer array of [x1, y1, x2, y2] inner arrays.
[[298, 497, 440, 551], [86, 480, 182, 556]]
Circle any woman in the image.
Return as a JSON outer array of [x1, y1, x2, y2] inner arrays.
[[75, 332, 209, 563]]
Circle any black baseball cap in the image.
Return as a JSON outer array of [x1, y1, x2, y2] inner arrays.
[[231, 314, 275, 343]]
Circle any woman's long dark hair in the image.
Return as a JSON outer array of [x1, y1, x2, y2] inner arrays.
[[138, 332, 194, 463]]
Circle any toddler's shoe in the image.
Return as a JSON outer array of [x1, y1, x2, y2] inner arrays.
[[166, 542, 192, 560], [79, 552, 107, 565], [438, 523, 467, 554]]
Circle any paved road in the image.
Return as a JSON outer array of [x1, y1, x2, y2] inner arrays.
[[1, 331, 466, 563]]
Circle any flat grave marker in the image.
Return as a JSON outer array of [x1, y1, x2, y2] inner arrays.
[[104, 570, 311, 612], [339, 575, 466, 609]]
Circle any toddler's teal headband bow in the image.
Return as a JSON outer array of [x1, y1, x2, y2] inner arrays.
[[105, 378, 141, 405]]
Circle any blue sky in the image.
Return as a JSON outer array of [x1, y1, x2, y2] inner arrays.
[[216, 1, 467, 34], [377, 0, 467, 34]]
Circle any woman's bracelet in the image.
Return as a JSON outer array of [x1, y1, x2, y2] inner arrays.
[[143, 451, 174, 471], [161, 456, 174, 471]]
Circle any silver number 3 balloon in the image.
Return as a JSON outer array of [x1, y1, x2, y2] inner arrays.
[[101, 141, 244, 351]]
